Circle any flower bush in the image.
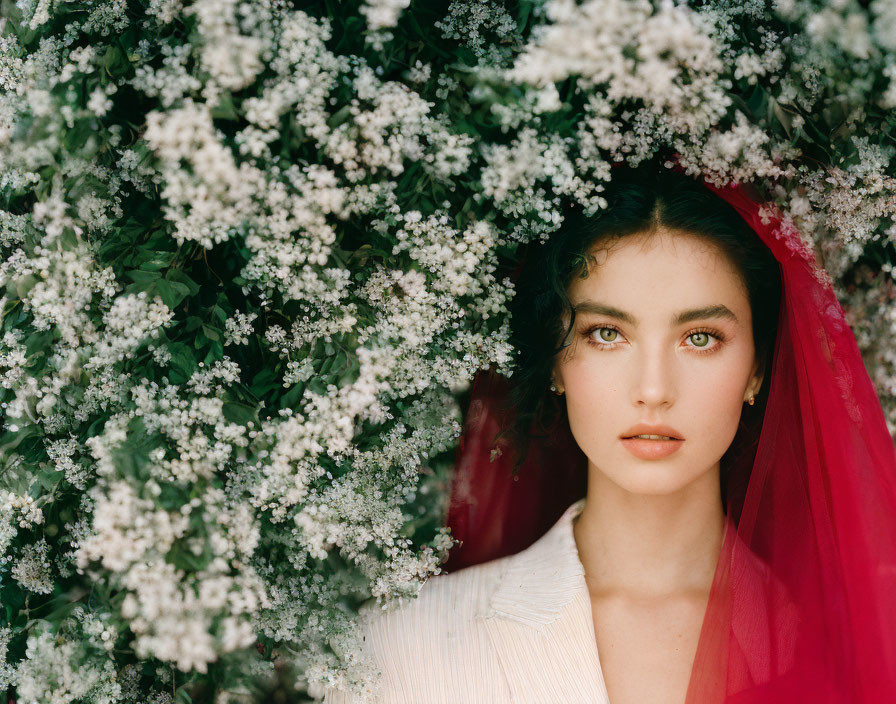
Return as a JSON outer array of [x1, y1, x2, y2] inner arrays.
[[0, 0, 893, 701]]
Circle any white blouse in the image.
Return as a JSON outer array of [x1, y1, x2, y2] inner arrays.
[[322, 498, 613, 703], [322, 498, 790, 703]]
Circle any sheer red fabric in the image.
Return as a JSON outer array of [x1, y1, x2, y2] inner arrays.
[[443, 161, 896, 701]]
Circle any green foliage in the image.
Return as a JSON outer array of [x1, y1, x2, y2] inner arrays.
[[0, 0, 893, 702]]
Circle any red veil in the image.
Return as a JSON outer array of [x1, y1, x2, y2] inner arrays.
[[442, 161, 896, 701]]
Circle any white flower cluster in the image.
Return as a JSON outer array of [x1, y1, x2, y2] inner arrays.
[[185, 0, 269, 94], [508, 0, 730, 134], [57, 355, 278, 672], [76, 480, 189, 573], [13, 629, 120, 704], [389, 210, 501, 297], [72, 605, 118, 653], [0, 230, 174, 434], [45, 435, 91, 490], [674, 109, 799, 187], [806, 6, 874, 60], [0, 329, 26, 391], [1, 492, 44, 537], [348, 390, 463, 499], [224, 310, 258, 347], [86, 84, 115, 118], [840, 265, 896, 435], [242, 12, 347, 146], [86, 291, 175, 368], [1, 511, 22, 556], [238, 163, 353, 307], [360, 0, 411, 31], [76, 478, 269, 673], [146, 0, 183, 24], [435, 0, 518, 65], [19, 0, 56, 30], [0, 626, 13, 689], [132, 42, 203, 108], [480, 127, 606, 239], [357, 264, 513, 394], [328, 65, 474, 182], [271, 393, 462, 661], [144, 100, 261, 248], [730, 29, 787, 87], [268, 295, 359, 352], [874, 0, 896, 106], [490, 0, 809, 226], [12, 538, 54, 594]]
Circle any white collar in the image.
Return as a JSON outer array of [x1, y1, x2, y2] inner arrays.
[[483, 497, 588, 627]]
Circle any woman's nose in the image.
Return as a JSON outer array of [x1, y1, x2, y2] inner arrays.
[[630, 346, 675, 409]]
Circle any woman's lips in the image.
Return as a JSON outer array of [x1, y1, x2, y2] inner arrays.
[[620, 436, 685, 459]]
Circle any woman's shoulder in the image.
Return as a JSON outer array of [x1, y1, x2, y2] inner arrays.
[[322, 555, 516, 703], [362, 551, 512, 643]]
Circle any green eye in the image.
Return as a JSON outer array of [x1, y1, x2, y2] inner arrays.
[[599, 328, 618, 342], [690, 332, 710, 347]]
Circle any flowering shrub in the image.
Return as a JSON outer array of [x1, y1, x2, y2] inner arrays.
[[0, 0, 893, 701]]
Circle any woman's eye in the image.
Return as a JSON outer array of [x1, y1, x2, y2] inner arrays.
[[585, 325, 723, 352], [689, 332, 711, 348], [582, 326, 622, 346]]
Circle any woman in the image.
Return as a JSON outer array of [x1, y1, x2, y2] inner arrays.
[[323, 159, 896, 703]]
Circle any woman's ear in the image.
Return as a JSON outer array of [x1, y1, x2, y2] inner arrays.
[[747, 355, 765, 400], [551, 364, 565, 395]]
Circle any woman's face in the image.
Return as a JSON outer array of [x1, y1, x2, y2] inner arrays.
[[552, 227, 764, 496]]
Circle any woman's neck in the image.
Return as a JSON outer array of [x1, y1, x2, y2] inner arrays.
[[572, 464, 727, 600]]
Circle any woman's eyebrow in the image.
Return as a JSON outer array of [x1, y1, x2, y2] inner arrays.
[[572, 301, 738, 325]]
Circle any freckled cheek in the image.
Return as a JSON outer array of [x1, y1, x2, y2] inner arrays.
[[690, 368, 744, 417], [560, 362, 620, 423], [683, 360, 754, 447]]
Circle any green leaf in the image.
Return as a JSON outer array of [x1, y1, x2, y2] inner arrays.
[[210, 305, 227, 324], [252, 368, 277, 387], [0, 424, 39, 456], [166, 269, 201, 297], [63, 119, 94, 151], [168, 344, 197, 382], [125, 270, 162, 289], [2, 585, 26, 623], [203, 344, 223, 364], [169, 543, 206, 572], [210, 92, 238, 121], [223, 402, 258, 425], [328, 105, 352, 128], [103, 45, 124, 70], [745, 85, 766, 116], [41, 594, 82, 624], [139, 255, 177, 271], [33, 466, 63, 493], [156, 280, 193, 309], [279, 384, 304, 409]]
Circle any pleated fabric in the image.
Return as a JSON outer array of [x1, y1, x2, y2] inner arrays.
[[322, 499, 612, 703]]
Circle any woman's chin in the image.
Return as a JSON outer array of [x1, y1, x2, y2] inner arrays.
[[600, 465, 713, 498]]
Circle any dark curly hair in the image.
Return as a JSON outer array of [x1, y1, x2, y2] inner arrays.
[[498, 160, 782, 503]]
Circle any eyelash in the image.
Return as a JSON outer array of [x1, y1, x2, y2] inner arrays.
[[580, 323, 727, 355]]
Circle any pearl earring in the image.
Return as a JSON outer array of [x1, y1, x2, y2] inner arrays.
[[747, 394, 755, 406]]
